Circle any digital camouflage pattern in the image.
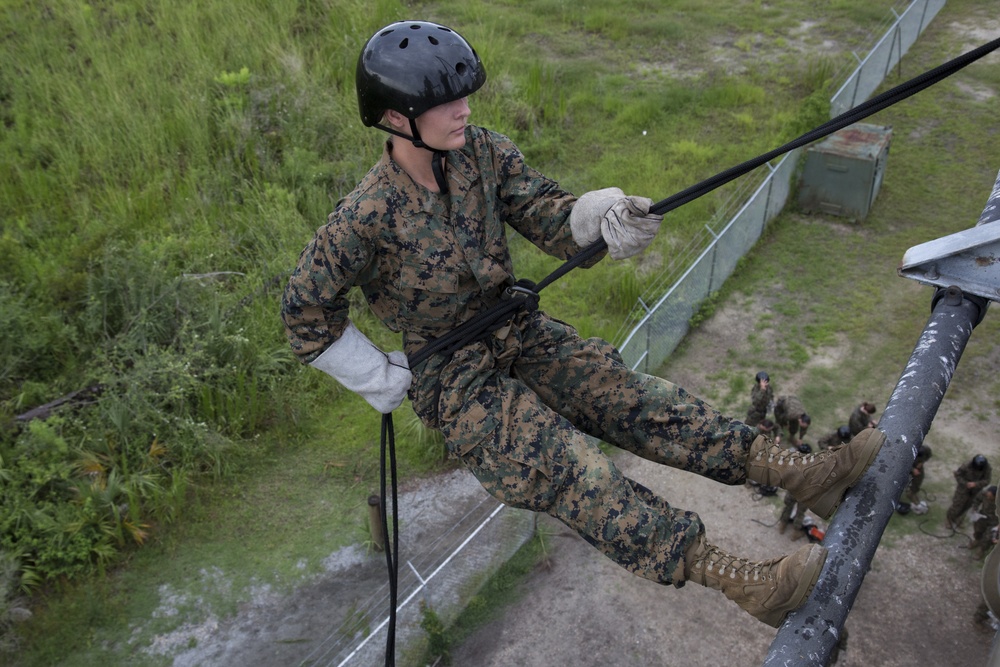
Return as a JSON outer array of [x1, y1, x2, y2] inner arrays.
[[746, 382, 773, 426], [906, 445, 932, 504], [282, 124, 756, 586], [848, 403, 876, 437], [947, 457, 993, 525], [774, 395, 809, 443], [410, 309, 754, 584], [282, 125, 587, 362], [971, 488, 998, 555], [817, 429, 850, 451]]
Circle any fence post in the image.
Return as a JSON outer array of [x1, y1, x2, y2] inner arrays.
[[368, 494, 385, 552]]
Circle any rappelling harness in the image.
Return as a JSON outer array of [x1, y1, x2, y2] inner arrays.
[[375, 36, 1000, 666]]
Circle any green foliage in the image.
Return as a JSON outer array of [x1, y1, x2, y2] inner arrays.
[[419, 600, 452, 665], [0, 550, 30, 656], [0, 419, 106, 583], [690, 290, 721, 328]]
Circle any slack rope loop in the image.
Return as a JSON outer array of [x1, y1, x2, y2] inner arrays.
[[375, 36, 1000, 666]]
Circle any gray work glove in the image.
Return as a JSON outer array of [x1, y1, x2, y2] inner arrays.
[[309, 321, 412, 414], [569, 187, 663, 260]]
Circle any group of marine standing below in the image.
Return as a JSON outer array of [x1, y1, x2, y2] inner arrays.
[[746, 370, 997, 556], [744, 370, 998, 635], [744, 373, 885, 539]]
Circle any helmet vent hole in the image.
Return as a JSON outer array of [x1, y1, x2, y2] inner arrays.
[[455, 62, 466, 75], [428, 35, 439, 46], [398, 38, 408, 49]]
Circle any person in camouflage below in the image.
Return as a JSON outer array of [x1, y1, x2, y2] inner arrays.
[[969, 485, 998, 559], [746, 371, 773, 428], [946, 455, 992, 530], [848, 401, 878, 437], [817, 425, 852, 451], [281, 20, 885, 629], [906, 444, 932, 506], [773, 395, 811, 448]]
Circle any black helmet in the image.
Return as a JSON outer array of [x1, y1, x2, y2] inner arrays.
[[755, 371, 769, 383], [356, 21, 487, 127], [973, 454, 988, 470], [837, 425, 851, 441], [798, 443, 812, 454]]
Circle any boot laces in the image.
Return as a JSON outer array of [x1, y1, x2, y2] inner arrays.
[[697, 546, 778, 582], [765, 445, 819, 467]]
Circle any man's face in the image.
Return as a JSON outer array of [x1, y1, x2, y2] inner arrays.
[[414, 97, 471, 150]]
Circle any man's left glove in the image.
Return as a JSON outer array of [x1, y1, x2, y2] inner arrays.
[[569, 187, 663, 259], [309, 320, 412, 414]]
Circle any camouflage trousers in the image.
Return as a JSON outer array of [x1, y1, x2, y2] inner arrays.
[[409, 309, 755, 586], [906, 472, 925, 504], [780, 490, 805, 530], [947, 486, 980, 524]]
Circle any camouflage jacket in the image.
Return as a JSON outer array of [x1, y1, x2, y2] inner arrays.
[[748, 384, 772, 420], [954, 459, 992, 493], [281, 125, 597, 363], [817, 429, 849, 451], [975, 489, 999, 526], [848, 404, 874, 436]]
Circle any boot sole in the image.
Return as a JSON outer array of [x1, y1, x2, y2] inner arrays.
[[810, 428, 886, 520], [760, 543, 828, 628]]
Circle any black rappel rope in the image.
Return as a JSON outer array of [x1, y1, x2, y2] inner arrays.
[[375, 36, 1000, 667]]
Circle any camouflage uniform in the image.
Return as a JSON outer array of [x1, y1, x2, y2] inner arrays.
[[817, 429, 850, 451], [745, 382, 773, 427], [906, 446, 932, 504], [848, 403, 875, 437], [946, 458, 992, 526], [773, 395, 808, 444], [971, 489, 998, 555], [282, 126, 755, 586]]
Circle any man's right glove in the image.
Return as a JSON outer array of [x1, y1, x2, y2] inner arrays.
[[569, 187, 663, 260], [309, 321, 412, 414]]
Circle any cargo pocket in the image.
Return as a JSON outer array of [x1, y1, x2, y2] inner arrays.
[[444, 395, 502, 459], [396, 261, 462, 332]]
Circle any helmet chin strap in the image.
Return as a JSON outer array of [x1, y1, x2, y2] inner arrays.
[[407, 119, 450, 194], [372, 119, 450, 194]]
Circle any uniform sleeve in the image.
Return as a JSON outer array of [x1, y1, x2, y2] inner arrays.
[[488, 130, 605, 265], [281, 210, 374, 363]]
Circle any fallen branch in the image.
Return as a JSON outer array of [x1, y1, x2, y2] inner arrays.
[[14, 384, 104, 424]]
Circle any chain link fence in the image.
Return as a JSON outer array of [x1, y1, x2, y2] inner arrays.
[[297, 473, 535, 667], [614, 0, 945, 372]]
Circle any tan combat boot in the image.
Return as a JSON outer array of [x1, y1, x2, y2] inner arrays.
[[683, 534, 827, 627], [746, 427, 885, 520]]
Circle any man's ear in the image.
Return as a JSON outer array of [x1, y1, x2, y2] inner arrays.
[[384, 109, 407, 130]]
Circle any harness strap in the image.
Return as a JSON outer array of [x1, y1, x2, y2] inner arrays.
[[406, 278, 540, 368]]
